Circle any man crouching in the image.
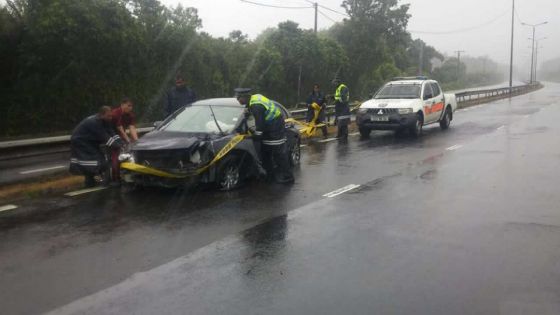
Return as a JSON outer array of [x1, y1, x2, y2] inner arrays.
[[69, 106, 123, 187]]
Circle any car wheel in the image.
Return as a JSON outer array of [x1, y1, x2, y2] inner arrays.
[[440, 107, 451, 130], [409, 113, 423, 138], [359, 127, 371, 138], [289, 137, 301, 166], [217, 155, 242, 191]]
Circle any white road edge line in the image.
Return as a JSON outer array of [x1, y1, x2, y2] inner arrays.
[[349, 132, 360, 136], [323, 184, 361, 198], [65, 187, 107, 197], [497, 125, 505, 131], [318, 138, 338, 143], [0, 204, 18, 212], [446, 144, 463, 151], [20, 165, 66, 175]]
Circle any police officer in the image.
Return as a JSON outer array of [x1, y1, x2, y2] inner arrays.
[[70, 106, 123, 187], [235, 88, 294, 184], [332, 78, 350, 139], [306, 84, 328, 138]]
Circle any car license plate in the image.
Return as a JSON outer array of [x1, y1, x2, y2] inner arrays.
[[371, 115, 389, 122]]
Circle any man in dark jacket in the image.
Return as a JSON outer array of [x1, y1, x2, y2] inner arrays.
[[236, 88, 294, 184], [164, 74, 197, 117], [306, 84, 328, 138], [70, 106, 123, 187]]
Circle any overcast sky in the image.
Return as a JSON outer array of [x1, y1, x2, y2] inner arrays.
[[162, 0, 558, 74]]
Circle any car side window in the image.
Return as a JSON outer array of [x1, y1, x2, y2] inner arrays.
[[430, 83, 441, 97], [423, 83, 434, 100]]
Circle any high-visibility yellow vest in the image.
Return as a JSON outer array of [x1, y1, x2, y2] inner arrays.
[[249, 94, 281, 122], [335, 84, 349, 102]]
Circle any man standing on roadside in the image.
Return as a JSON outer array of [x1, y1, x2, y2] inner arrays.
[[70, 106, 122, 187], [111, 98, 138, 182], [164, 73, 197, 117], [332, 78, 350, 140]]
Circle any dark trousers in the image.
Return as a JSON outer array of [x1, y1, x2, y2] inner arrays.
[[255, 141, 294, 183], [335, 101, 350, 139], [336, 118, 349, 138]]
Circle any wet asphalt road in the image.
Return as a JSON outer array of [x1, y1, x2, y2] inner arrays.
[[2, 83, 560, 314]]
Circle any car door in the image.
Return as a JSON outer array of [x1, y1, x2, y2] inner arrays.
[[429, 82, 445, 122], [422, 83, 437, 123]]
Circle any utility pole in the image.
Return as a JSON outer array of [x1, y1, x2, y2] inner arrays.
[[455, 50, 465, 79], [314, 2, 318, 34], [522, 21, 547, 84], [418, 41, 424, 76], [509, 0, 515, 91]]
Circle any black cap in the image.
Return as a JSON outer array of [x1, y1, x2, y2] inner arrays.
[[234, 88, 252, 98]]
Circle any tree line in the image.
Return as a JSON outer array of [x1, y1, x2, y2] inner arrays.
[[0, 0, 504, 138]]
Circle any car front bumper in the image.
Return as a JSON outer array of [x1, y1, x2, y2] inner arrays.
[[356, 112, 417, 131]]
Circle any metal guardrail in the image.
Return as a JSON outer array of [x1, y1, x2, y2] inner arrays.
[[0, 83, 542, 155], [455, 84, 540, 105]]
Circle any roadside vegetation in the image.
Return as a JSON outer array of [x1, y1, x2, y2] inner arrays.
[[0, 0, 505, 137]]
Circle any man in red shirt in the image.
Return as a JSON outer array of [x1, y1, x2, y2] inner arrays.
[[111, 98, 138, 182]]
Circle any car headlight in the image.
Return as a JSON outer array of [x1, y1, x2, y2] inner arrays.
[[398, 108, 413, 114], [190, 150, 201, 164], [358, 108, 368, 114], [118, 153, 135, 163]]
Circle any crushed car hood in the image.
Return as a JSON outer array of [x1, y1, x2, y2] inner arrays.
[[132, 131, 209, 151]]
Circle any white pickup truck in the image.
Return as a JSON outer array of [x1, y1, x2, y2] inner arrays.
[[356, 77, 457, 137]]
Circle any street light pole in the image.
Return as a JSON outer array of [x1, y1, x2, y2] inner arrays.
[[522, 21, 547, 84], [534, 37, 546, 82], [509, 0, 515, 91]]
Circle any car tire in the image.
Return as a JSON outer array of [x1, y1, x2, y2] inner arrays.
[[359, 126, 371, 138], [409, 113, 423, 138], [440, 107, 451, 130], [216, 155, 243, 191], [289, 137, 301, 167]]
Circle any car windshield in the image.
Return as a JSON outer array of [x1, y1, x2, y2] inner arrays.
[[375, 84, 421, 99], [162, 105, 243, 134]]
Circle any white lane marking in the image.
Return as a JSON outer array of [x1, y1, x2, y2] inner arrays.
[[318, 138, 338, 143], [20, 165, 66, 175], [65, 187, 107, 197], [300, 144, 307, 148], [497, 125, 505, 131], [349, 132, 360, 136], [323, 184, 361, 198], [446, 144, 463, 151], [0, 204, 18, 212]]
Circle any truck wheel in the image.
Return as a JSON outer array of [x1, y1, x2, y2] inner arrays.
[[409, 113, 423, 138], [216, 155, 242, 191], [359, 127, 371, 138], [440, 107, 451, 130]]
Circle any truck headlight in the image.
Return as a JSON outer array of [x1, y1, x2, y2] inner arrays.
[[190, 150, 201, 164], [357, 108, 368, 114], [398, 108, 413, 114]]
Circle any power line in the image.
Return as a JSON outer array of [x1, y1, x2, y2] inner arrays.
[[239, 0, 311, 9], [317, 9, 337, 24], [409, 10, 509, 35], [318, 4, 349, 17]]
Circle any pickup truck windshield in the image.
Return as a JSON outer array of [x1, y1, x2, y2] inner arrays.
[[375, 84, 421, 99]]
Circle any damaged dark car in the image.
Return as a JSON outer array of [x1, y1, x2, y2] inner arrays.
[[119, 98, 301, 190]]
